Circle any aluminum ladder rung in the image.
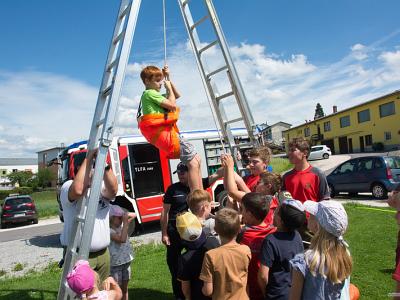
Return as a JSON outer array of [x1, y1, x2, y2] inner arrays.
[[206, 65, 228, 79], [190, 15, 208, 31], [113, 30, 126, 45], [119, 3, 132, 19], [182, 0, 190, 6], [102, 84, 113, 97], [198, 40, 218, 55], [107, 59, 118, 72], [224, 117, 243, 126], [96, 118, 105, 128], [216, 91, 234, 102]]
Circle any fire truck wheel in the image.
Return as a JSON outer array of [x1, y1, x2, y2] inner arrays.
[[216, 190, 229, 208]]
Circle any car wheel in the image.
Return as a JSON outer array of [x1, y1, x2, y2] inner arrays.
[[33, 219, 38, 224], [328, 183, 336, 198], [216, 190, 229, 208], [323, 153, 329, 159], [371, 183, 387, 199]]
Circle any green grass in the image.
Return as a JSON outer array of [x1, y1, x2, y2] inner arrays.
[[12, 263, 24, 272], [270, 157, 292, 174], [0, 204, 396, 299], [31, 190, 59, 219], [345, 203, 396, 299]]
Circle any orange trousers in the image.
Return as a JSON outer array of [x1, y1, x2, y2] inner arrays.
[[138, 109, 181, 159]]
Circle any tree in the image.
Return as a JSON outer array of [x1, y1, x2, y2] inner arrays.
[[314, 103, 325, 120], [36, 168, 55, 188], [7, 171, 33, 187]]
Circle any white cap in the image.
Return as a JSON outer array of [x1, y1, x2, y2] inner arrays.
[[282, 199, 304, 212], [303, 200, 348, 238]]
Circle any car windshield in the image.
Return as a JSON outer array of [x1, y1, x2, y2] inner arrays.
[[385, 157, 400, 169], [5, 197, 32, 206]]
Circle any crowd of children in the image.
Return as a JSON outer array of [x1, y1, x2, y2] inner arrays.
[[64, 64, 364, 299]]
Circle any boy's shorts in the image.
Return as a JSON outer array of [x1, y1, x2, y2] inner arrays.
[[179, 137, 197, 164], [111, 262, 131, 284]]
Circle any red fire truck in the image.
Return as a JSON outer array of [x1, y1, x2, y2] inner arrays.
[[57, 128, 251, 230]]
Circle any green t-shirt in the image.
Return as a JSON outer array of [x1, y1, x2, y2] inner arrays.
[[141, 89, 166, 115]]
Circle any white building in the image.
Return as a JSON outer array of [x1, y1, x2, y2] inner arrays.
[[259, 122, 292, 148], [0, 158, 38, 189]]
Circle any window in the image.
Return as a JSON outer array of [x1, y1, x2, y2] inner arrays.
[[385, 132, 392, 140], [311, 146, 323, 152], [340, 115, 350, 128], [365, 134, 373, 146], [304, 127, 310, 137], [380, 101, 395, 118], [336, 161, 356, 175], [357, 158, 374, 171], [357, 109, 370, 123], [323, 121, 331, 132], [12, 169, 18, 173], [1, 170, 6, 175]]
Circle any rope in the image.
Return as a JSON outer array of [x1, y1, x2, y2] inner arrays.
[[162, 0, 167, 66]]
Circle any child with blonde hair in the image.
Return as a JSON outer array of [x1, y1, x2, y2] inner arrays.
[[67, 260, 122, 300], [289, 200, 353, 300]]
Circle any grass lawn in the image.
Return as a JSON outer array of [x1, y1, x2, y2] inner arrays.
[[0, 204, 396, 299], [270, 157, 292, 174], [31, 190, 59, 219]]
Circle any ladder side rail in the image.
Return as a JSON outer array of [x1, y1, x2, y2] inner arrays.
[[87, 0, 130, 151], [177, 0, 243, 169], [204, 0, 257, 144], [57, 165, 92, 299], [97, 0, 142, 149], [177, 2, 231, 148], [76, 148, 108, 259]]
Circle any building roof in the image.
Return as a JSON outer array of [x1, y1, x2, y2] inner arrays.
[[37, 146, 65, 154], [0, 158, 38, 166], [284, 89, 400, 132]]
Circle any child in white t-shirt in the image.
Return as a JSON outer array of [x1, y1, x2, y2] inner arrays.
[[109, 205, 136, 300]]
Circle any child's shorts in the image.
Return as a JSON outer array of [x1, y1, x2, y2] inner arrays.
[[110, 262, 131, 284]]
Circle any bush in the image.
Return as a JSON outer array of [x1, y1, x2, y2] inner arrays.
[[372, 142, 384, 151], [0, 187, 33, 200]]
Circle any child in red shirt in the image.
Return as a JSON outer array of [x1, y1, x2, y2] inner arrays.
[[236, 192, 276, 300]]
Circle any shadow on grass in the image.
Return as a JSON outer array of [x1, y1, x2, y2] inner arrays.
[[0, 289, 57, 299], [130, 288, 174, 300], [380, 268, 394, 274]]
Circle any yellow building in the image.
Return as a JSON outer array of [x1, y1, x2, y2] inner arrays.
[[284, 90, 400, 154]]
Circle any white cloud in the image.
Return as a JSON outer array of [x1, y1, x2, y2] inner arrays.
[[1, 39, 399, 157]]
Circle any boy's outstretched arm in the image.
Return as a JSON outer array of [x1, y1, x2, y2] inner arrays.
[[221, 154, 246, 202], [163, 65, 181, 99]]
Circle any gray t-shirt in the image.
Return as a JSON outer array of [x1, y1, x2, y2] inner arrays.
[[109, 227, 134, 266], [290, 252, 345, 300]]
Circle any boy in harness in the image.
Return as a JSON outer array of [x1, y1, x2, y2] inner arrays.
[[137, 65, 203, 191]]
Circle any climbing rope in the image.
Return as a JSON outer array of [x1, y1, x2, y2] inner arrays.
[[162, 0, 167, 67]]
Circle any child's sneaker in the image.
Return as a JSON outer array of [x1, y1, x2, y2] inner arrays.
[[179, 137, 197, 164]]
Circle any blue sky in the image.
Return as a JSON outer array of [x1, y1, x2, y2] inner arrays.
[[0, 0, 399, 157]]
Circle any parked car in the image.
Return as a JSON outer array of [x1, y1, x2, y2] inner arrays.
[[0, 194, 38, 228], [308, 145, 332, 160], [327, 156, 400, 199]]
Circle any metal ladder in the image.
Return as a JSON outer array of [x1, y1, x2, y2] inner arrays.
[[177, 0, 258, 170], [57, 0, 141, 298]]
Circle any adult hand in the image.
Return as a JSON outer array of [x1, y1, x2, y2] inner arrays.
[[162, 234, 170, 246], [127, 212, 137, 223]]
